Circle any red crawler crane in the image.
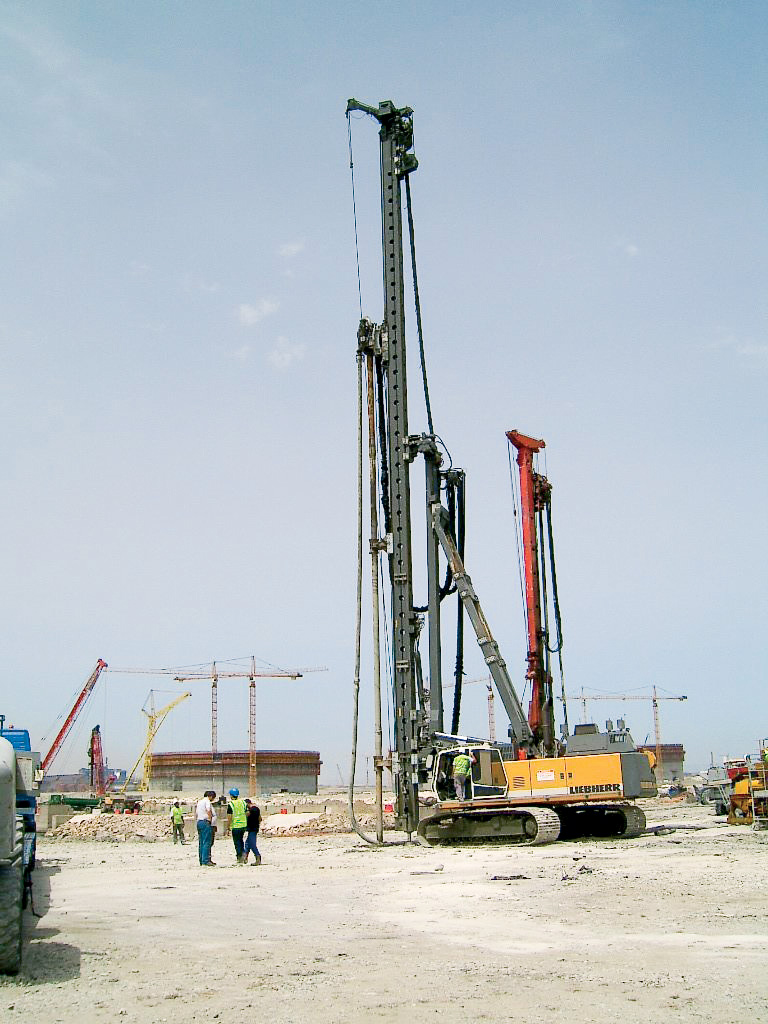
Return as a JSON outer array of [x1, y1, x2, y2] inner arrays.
[[42, 659, 108, 774]]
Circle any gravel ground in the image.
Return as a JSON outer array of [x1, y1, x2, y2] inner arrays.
[[2, 800, 767, 1023]]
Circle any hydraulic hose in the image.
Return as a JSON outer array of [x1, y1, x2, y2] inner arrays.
[[544, 500, 569, 738], [451, 476, 466, 735]]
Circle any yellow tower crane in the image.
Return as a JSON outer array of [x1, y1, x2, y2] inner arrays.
[[123, 691, 192, 793]]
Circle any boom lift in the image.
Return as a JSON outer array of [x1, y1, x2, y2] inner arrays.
[[348, 98, 656, 845]]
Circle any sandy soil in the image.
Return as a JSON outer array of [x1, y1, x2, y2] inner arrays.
[[2, 800, 767, 1023]]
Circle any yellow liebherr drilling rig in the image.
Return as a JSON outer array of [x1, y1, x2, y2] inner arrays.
[[348, 98, 656, 846]]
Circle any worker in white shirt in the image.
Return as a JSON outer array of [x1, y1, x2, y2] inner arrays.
[[195, 790, 216, 866]]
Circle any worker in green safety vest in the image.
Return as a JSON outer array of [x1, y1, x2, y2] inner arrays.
[[452, 751, 476, 802], [228, 788, 248, 864], [170, 800, 186, 845]]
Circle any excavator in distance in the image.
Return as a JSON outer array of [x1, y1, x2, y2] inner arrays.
[[348, 97, 656, 846]]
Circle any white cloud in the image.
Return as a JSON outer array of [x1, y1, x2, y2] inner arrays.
[[268, 336, 306, 371], [710, 334, 768, 364], [624, 243, 640, 258], [232, 344, 251, 361], [278, 240, 305, 259], [0, 21, 71, 74], [0, 159, 54, 216], [180, 276, 220, 295], [140, 321, 166, 335], [237, 299, 278, 326], [735, 341, 768, 360]]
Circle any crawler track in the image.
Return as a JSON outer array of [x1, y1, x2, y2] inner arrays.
[[618, 804, 647, 838], [416, 804, 561, 847], [557, 801, 647, 840], [415, 801, 646, 847], [522, 806, 562, 845]]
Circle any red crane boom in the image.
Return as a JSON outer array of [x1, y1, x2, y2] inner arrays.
[[42, 659, 108, 774], [506, 431, 555, 754]]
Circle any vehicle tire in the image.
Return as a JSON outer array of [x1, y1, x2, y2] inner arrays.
[[0, 859, 23, 975]]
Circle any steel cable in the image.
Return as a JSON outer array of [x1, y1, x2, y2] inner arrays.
[[404, 175, 434, 434], [451, 476, 466, 735], [544, 500, 569, 737], [347, 114, 364, 320], [507, 444, 529, 640]]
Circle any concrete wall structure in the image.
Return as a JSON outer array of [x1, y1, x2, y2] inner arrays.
[[149, 750, 322, 797]]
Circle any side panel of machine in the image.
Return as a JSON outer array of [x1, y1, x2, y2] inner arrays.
[[0, 741, 15, 860], [0, 731, 31, 753], [502, 753, 631, 801], [0, 738, 24, 974], [619, 751, 657, 799]]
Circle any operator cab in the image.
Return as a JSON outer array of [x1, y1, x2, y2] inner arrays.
[[434, 745, 508, 802]]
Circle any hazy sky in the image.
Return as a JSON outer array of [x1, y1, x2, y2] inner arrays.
[[1, 2, 766, 781]]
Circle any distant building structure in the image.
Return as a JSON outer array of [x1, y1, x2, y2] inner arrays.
[[41, 766, 127, 793], [149, 750, 322, 796], [41, 774, 89, 794], [637, 743, 685, 781]]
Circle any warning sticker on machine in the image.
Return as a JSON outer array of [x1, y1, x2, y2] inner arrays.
[[536, 770, 555, 782]]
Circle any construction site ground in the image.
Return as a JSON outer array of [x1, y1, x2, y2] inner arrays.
[[3, 798, 767, 1023]]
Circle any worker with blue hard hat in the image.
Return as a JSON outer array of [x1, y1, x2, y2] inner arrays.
[[227, 788, 248, 864]]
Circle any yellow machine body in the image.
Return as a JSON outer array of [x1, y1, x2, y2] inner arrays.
[[727, 761, 768, 826], [418, 744, 656, 845], [501, 752, 656, 804]]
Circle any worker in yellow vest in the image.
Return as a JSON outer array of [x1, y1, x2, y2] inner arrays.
[[227, 788, 248, 864], [452, 751, 476, 801], [170, 799, 186, 844]]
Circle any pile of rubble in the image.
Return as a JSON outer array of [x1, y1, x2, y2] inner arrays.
[[45, 813, 172, 843], [262, 810, 396, 837], [44, 808, 399, 842]]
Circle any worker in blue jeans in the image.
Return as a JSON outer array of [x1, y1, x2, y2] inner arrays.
[[195, 790, 216, 866], [227, 788, 248, 864], [243, 798, 262, 865]]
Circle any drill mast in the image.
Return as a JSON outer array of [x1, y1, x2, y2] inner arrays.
[[506, 430, 557, 756], [350, 99, 534, 834]]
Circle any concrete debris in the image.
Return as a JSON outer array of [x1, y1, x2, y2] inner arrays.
[[262, 811, 396, 838], [46, 813, 172, 842], [43, 808, 397, 842]]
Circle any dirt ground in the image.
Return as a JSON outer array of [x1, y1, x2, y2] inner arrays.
[[2, 800, 767, 1023]]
